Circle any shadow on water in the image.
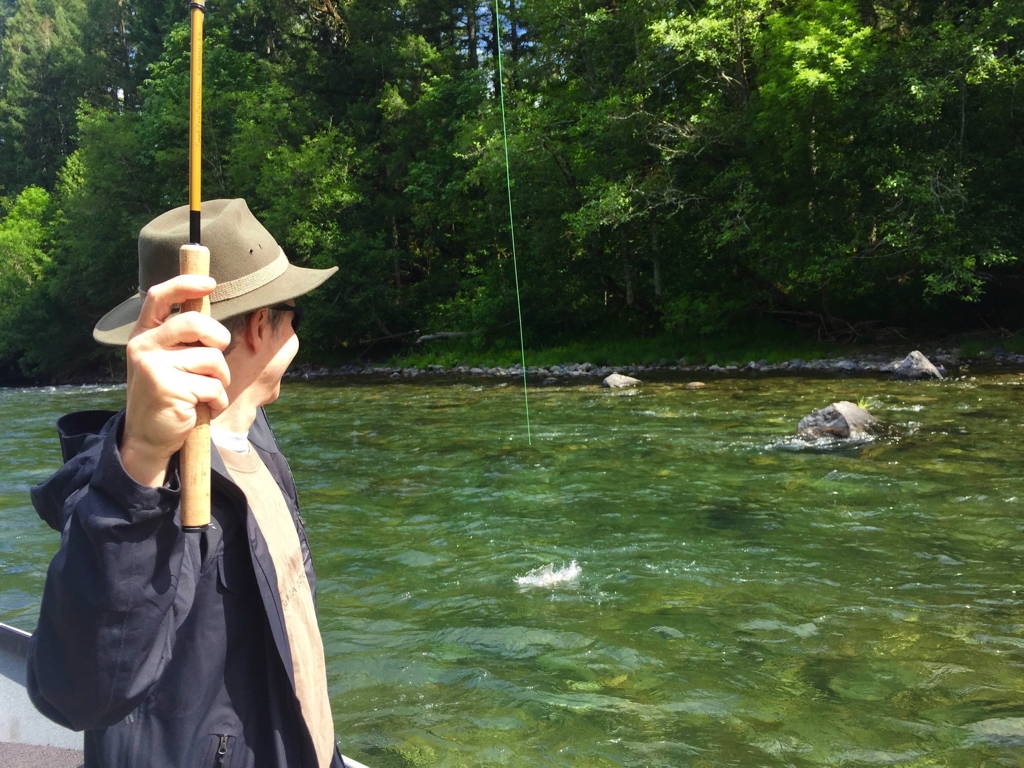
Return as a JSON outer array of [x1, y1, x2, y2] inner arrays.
[[768, 435, 878, 454], [695, 498, 767, 532]]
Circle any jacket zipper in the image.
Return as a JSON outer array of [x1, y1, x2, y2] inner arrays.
[[214, 734, 229, 767]]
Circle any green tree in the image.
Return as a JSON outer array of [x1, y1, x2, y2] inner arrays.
[[0, 186, 53, 354], [0, 0, 89, 188]]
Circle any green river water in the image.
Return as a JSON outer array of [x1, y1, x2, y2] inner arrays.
[[1, 375, 1023, 767]]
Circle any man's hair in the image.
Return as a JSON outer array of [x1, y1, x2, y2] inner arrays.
[[222, 307, 288, 355]]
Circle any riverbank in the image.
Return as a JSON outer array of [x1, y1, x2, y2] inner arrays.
[[5, 336, 1024, 387], [288, 346, 1024, 384]]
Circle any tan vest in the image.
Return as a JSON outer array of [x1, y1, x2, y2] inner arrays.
[[218, 446, 335, 768]]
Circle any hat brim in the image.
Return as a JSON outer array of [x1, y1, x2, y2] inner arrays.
[[93, 263, 338, 346]]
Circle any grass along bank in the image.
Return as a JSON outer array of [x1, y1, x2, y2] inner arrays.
[[386, 328, 842, 371]]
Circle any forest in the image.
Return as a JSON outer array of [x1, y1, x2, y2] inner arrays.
[[0, 0, 1022, 381]]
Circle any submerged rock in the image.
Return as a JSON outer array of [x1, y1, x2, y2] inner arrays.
[[603, 372, 642, 389], [684, 381, 706, 390], [797, 401, 878, 440], [966, 717, 1024, 747], [894, 350, 944, 380]]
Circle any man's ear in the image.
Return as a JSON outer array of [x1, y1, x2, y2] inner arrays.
[[244, 308, 270, 351]]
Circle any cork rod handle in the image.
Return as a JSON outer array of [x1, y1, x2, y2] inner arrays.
[[179, 243, 211, 531]]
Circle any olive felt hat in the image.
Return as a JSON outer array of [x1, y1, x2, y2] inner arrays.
[[93, 199, 338, 345]]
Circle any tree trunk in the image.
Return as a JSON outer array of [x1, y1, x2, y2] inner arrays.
[[624, 259, 634, 308], [489, 2, 501, 95], [467, 3, 478, 69], [392, 216, 402, 302], [509, 0, 519, 66], [651, 223, 661, 299], [857, 0, 878, 28]]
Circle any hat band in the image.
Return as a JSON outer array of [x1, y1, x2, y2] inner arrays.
[[210, 250, 289, 302]]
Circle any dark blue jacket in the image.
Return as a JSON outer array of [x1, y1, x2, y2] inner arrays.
[[28, 409, 345, 768]]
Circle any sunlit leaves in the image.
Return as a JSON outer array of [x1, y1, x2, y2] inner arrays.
[[0, 186, 53, 362]]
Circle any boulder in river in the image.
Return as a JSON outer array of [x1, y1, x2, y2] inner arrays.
[[894, 350, 943, 380], [684, 381, 706, 390], [797, 401, 878, 440], [603, 372, 642, 389]]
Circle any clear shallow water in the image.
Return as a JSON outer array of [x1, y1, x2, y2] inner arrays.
[[2, 376, 1023, 766]]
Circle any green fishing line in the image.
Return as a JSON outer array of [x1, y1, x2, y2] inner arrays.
[[493, 0, 532, 446]]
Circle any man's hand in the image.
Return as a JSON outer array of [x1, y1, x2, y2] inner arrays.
[[120, 276, 231, 487]]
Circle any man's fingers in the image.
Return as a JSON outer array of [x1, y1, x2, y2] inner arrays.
[[169, 346, 231, 389], [187, 373, 230, 416], [171, 369, 230, 417], [135, 275, 217, 332], [150, 311, 231, 351]]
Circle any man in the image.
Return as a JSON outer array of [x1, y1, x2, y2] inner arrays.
[[27, 199, 345, 767]]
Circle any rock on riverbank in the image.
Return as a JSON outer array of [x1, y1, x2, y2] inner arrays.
[[603, 373, 643, 388], [893, 350, 944, 380]]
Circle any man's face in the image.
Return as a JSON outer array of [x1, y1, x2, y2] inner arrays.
[[259, 305, 300, 404]]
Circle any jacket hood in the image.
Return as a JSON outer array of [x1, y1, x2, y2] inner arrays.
[[31, 410, 120, 532]]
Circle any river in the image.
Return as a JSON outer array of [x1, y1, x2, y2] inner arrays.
[[1, 375, 1022, 766]]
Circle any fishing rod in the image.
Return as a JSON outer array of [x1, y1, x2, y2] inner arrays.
[[179, 0, 211, 531]]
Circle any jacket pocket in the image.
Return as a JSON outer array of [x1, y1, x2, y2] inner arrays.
[[203, 733, 236, 768]]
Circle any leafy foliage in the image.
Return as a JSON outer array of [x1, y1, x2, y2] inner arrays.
[[1, 0, 1022, 379]]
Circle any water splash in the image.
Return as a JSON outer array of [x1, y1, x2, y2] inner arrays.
[[515, 560, 581, 588]]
